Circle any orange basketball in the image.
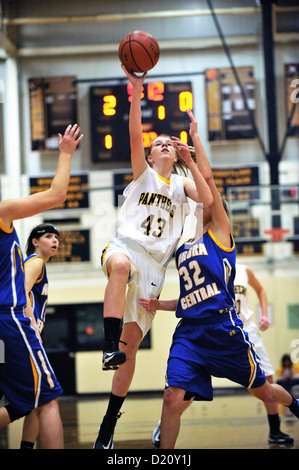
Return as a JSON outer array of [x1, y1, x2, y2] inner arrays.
[[118, 31, 160, 73]]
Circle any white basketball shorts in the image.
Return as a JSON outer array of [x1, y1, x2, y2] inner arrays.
[[101, 237, 166, 337]]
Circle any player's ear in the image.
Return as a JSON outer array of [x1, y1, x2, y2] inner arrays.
[[32, 237, 39, 248], [147, 153, 153, 164]]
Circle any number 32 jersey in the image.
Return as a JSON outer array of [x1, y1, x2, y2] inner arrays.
[[175, 228, 236, 322], [116, 165, 190, 267]]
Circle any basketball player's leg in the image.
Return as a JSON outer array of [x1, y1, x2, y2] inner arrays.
[[111, 322, 143, 395], [0, 406, 12, 428], [94, 322, 143, 449], [102, 253, 131, 370], [36, 399, 63, 449], [249, 331, 294, 443], [21, 409, 39, 449], [160, 386, 186, 449], [261, 374, 293, 443], [249, 380, 299, 418], [104, 253, 131, 321]]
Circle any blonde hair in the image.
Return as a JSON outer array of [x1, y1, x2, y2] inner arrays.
[[146, 136, 197, 177]]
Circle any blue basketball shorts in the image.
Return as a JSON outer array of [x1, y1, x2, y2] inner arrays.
[[166, 310, 266, 401], [0, 309, 63, 416]]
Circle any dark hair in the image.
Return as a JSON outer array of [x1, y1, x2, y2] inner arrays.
[[26, 224, 59, 256], [147, 135, 197, 177], [281, 354, 293, 365]]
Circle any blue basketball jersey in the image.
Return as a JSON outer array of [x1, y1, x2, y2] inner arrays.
[[175, 228, 236, 321], [0, 218, 27, 310], [24, 254, 48, 332]]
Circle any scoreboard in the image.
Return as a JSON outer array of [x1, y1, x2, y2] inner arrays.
[[90, 81, 193, 163]]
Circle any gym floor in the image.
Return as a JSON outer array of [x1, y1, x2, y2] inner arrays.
[[1, 389, 299, 451]]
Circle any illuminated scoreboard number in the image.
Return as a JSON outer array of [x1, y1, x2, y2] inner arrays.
[[90, 81, 193, 163]]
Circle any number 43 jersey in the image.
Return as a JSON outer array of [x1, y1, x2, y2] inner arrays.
[[175, 228, 236, 322], [116, 165, 190, 267]]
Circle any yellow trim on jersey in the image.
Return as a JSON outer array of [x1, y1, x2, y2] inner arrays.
[[24, 255, 44, 283], [101, 243, 110, 264], [13, 245, 24, 275], [29, 354, 39, 396], [208, 228, 235, 252], [0, 217, 14, 233], [156, 173, 171, 185], [247, 346, 255, 386]]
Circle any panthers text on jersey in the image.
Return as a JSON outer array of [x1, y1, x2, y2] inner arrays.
[[115, 165, 190, 267]]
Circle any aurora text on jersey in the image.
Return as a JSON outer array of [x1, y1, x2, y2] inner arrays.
[[175, 228, 236, 321]]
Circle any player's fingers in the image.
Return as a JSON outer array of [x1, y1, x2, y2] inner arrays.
[[76, 134, 84, 144], [73, 125, 81, 137], [64, 124, 72, 135], [69, 123, 78, 135]]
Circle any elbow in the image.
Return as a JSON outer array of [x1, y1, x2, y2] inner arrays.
[[205, 177, 215, 207], [205, 193, 214, 208], [194, 192, 213, 207], [53, 189, 67, 205], [59, 190, 68, 203]]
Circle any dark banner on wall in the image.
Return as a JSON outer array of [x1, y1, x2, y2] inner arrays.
[[48, 229, 90, 263], [29, 174, 89, 210], [285, 63, 299, 137], [205, 66, 256, 142], [29, 76, 78, 151]]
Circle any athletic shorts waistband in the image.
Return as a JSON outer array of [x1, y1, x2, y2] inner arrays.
[[179, 308, 239, 325]]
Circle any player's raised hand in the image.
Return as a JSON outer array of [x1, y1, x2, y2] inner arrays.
[[186, 108, 199, 139], [171, 136, 194, 166], [121, 64, 147, 86], [58, 124, 83, 155]]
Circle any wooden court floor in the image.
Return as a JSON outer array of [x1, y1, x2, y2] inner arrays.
[[1, 389, 299, 450]]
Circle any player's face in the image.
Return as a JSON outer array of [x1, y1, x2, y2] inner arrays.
[[34, 233, 59, 257], [148, 136, 177, 165]]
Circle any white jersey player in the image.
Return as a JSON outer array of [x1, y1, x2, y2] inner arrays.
[[234, 263, 274, 376], [234, 263, 293, 444], [102, 165, 190, 337], [93, 66, 213, 450]]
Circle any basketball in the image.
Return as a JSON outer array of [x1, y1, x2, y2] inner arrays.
[[118, 31, 160, 73]]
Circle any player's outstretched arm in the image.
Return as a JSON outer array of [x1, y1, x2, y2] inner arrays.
[[0, 124, 83, 227], [122, 64, 148, 180]]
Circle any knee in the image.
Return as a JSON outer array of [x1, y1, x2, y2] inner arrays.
[[163, 387, 184, 410], [35, 398, 59, 416], [110, 258, 130, 279], [250, 383, 276, 403]]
